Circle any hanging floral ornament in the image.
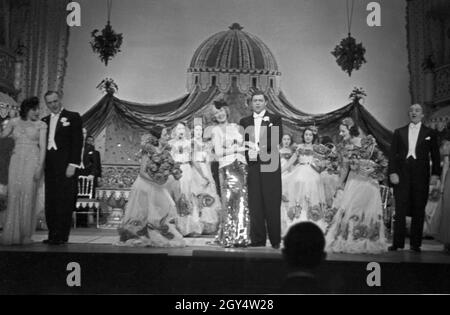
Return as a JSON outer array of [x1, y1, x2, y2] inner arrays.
[[331, 0, 367, 76], [90, 0, 123, 66], [349, 87, 367, 103], [97, 78, 119, 95]]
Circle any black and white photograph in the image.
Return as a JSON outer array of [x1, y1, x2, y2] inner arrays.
[[0, 0, 450, 297]]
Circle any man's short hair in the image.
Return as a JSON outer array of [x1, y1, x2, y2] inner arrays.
[[44, 90, 60, 99], [251, 90, 268, 102], [283, 222, 325, 269]]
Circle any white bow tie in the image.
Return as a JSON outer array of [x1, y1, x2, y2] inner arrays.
[[253, 113, 265, 119], [409, 123, 420, 129]]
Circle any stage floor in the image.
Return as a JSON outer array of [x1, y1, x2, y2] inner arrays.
[[0, 228, 449, 264], [1, 228, 450, 294]]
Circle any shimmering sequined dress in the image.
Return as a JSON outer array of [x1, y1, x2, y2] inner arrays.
[[1, 118, 46, 245], [169, 139, 203, 236], [281, 145, 328, 234], [326, 139, 388, 254], [211, 124, 250, 247]]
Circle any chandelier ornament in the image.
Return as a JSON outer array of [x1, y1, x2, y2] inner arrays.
[[90, 0, 123, 66], [331, 0, 367, 76]]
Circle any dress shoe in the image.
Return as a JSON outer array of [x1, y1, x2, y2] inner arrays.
[[388, 245, 403, 251], [271, 244, 280, 249], [42, 239, 51, 244], [410, 246, 421, 253], [48, 240, 64, 245]]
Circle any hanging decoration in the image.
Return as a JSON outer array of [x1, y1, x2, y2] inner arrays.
[[90, 0, 123, 66], [97, 78, 119, 95], [331, 0, 366, 76]]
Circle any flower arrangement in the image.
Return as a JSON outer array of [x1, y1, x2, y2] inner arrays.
[[349, 87, 367, 103], [331, 34, 367, 76], [139, 134, 182, 185], [96, 78, 119, 95], [346, 135, 388, 182], [90, 21, 123, 66]]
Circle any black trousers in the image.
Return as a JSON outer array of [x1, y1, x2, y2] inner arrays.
[[247, 162, 281, 246], [393, 157, 430, 248], [45, 150, 78, 242]]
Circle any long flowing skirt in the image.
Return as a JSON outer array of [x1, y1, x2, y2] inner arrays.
[[175, 164, 203, 236], [326, 172, 388, 254], [1, 144, 42, 245], [191, 162, 220, 234], [215, 160, 250, 247], [117, 176, 185, 247], [281, 165, 328, 235], [436, 171, 450, 244]]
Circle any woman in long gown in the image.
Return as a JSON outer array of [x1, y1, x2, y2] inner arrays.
[[0, 97, 46, 245], [117, 128, 185, 247], [319, 137, 340, 209], [210, 104, 250, 247], [326, 118, 388, 254], [282, 127, 328, 234], [280, 134, 295, 234], [191, 123, 221, 234], [434, 139, 450, 252], [169, 123, 203, 236]]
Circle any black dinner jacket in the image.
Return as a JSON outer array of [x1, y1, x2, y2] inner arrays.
[[388, 123, 440, 176], [42, 109, 83, 167], [239, 111, 283, 165]]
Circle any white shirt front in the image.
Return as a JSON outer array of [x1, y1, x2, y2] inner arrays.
[[407, 122, 421, 159], [253, 109, 266, 146], [47, 110, 62, 150]]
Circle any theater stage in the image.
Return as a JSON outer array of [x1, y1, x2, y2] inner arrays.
[[1, 228, 450, 294]]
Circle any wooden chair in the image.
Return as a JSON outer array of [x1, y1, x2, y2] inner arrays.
[[74, 176, 100, 228]]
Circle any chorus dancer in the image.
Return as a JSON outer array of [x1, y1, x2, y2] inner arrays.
[[326, 118, 388, 254], [117, 126, 185, 247], [319, 136, 340, 209], [280, 133, 296, 234], [169, 123, 203, 236], [282, 127, 328, 234], [434, 137, 450, 252], [210, 101, 250, 247], [191, 121, 221, 234]]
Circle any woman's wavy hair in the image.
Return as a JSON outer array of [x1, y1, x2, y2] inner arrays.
[[19, 97, 40, 120], [340, 117, 360, 137]]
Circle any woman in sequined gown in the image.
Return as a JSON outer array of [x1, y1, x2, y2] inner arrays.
[[325, 118, 388, 254], [210, 105, 250, 247], [191, 123, 220, 234], [281, 128, 328, 234], [0, 97, 46, 245], [169, 123, 203, 236]]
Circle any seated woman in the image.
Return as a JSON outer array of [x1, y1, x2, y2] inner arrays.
[[116, 126, 185, 247]]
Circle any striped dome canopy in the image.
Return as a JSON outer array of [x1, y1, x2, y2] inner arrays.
[[188, 23, 280, 75]]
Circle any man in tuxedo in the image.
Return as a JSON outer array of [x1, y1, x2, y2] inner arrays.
[[240, 91, 282, 249], [388, 103, 440, 252], [42, 91, 83, 245], [80, 134, 102, 188]]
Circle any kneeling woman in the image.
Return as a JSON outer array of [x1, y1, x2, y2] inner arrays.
[[117, 126, 185, 247]]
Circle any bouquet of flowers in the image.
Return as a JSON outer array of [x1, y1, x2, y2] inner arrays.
[[348, 135, 388, 182], [140, 134, 183, 185]]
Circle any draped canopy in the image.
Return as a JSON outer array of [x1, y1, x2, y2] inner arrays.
[[82, 86, 393, 153]]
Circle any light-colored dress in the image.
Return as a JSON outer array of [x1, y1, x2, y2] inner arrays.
[[281, 144, 328, 234], [191, 139, 220, 234], [211, 124, 250, 247], [435, 141, 450, 245], [326, 137, 388, 254], [117, 153, 185, 247], [169, 138, 203, 236], [1, 118, 46, 245]]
